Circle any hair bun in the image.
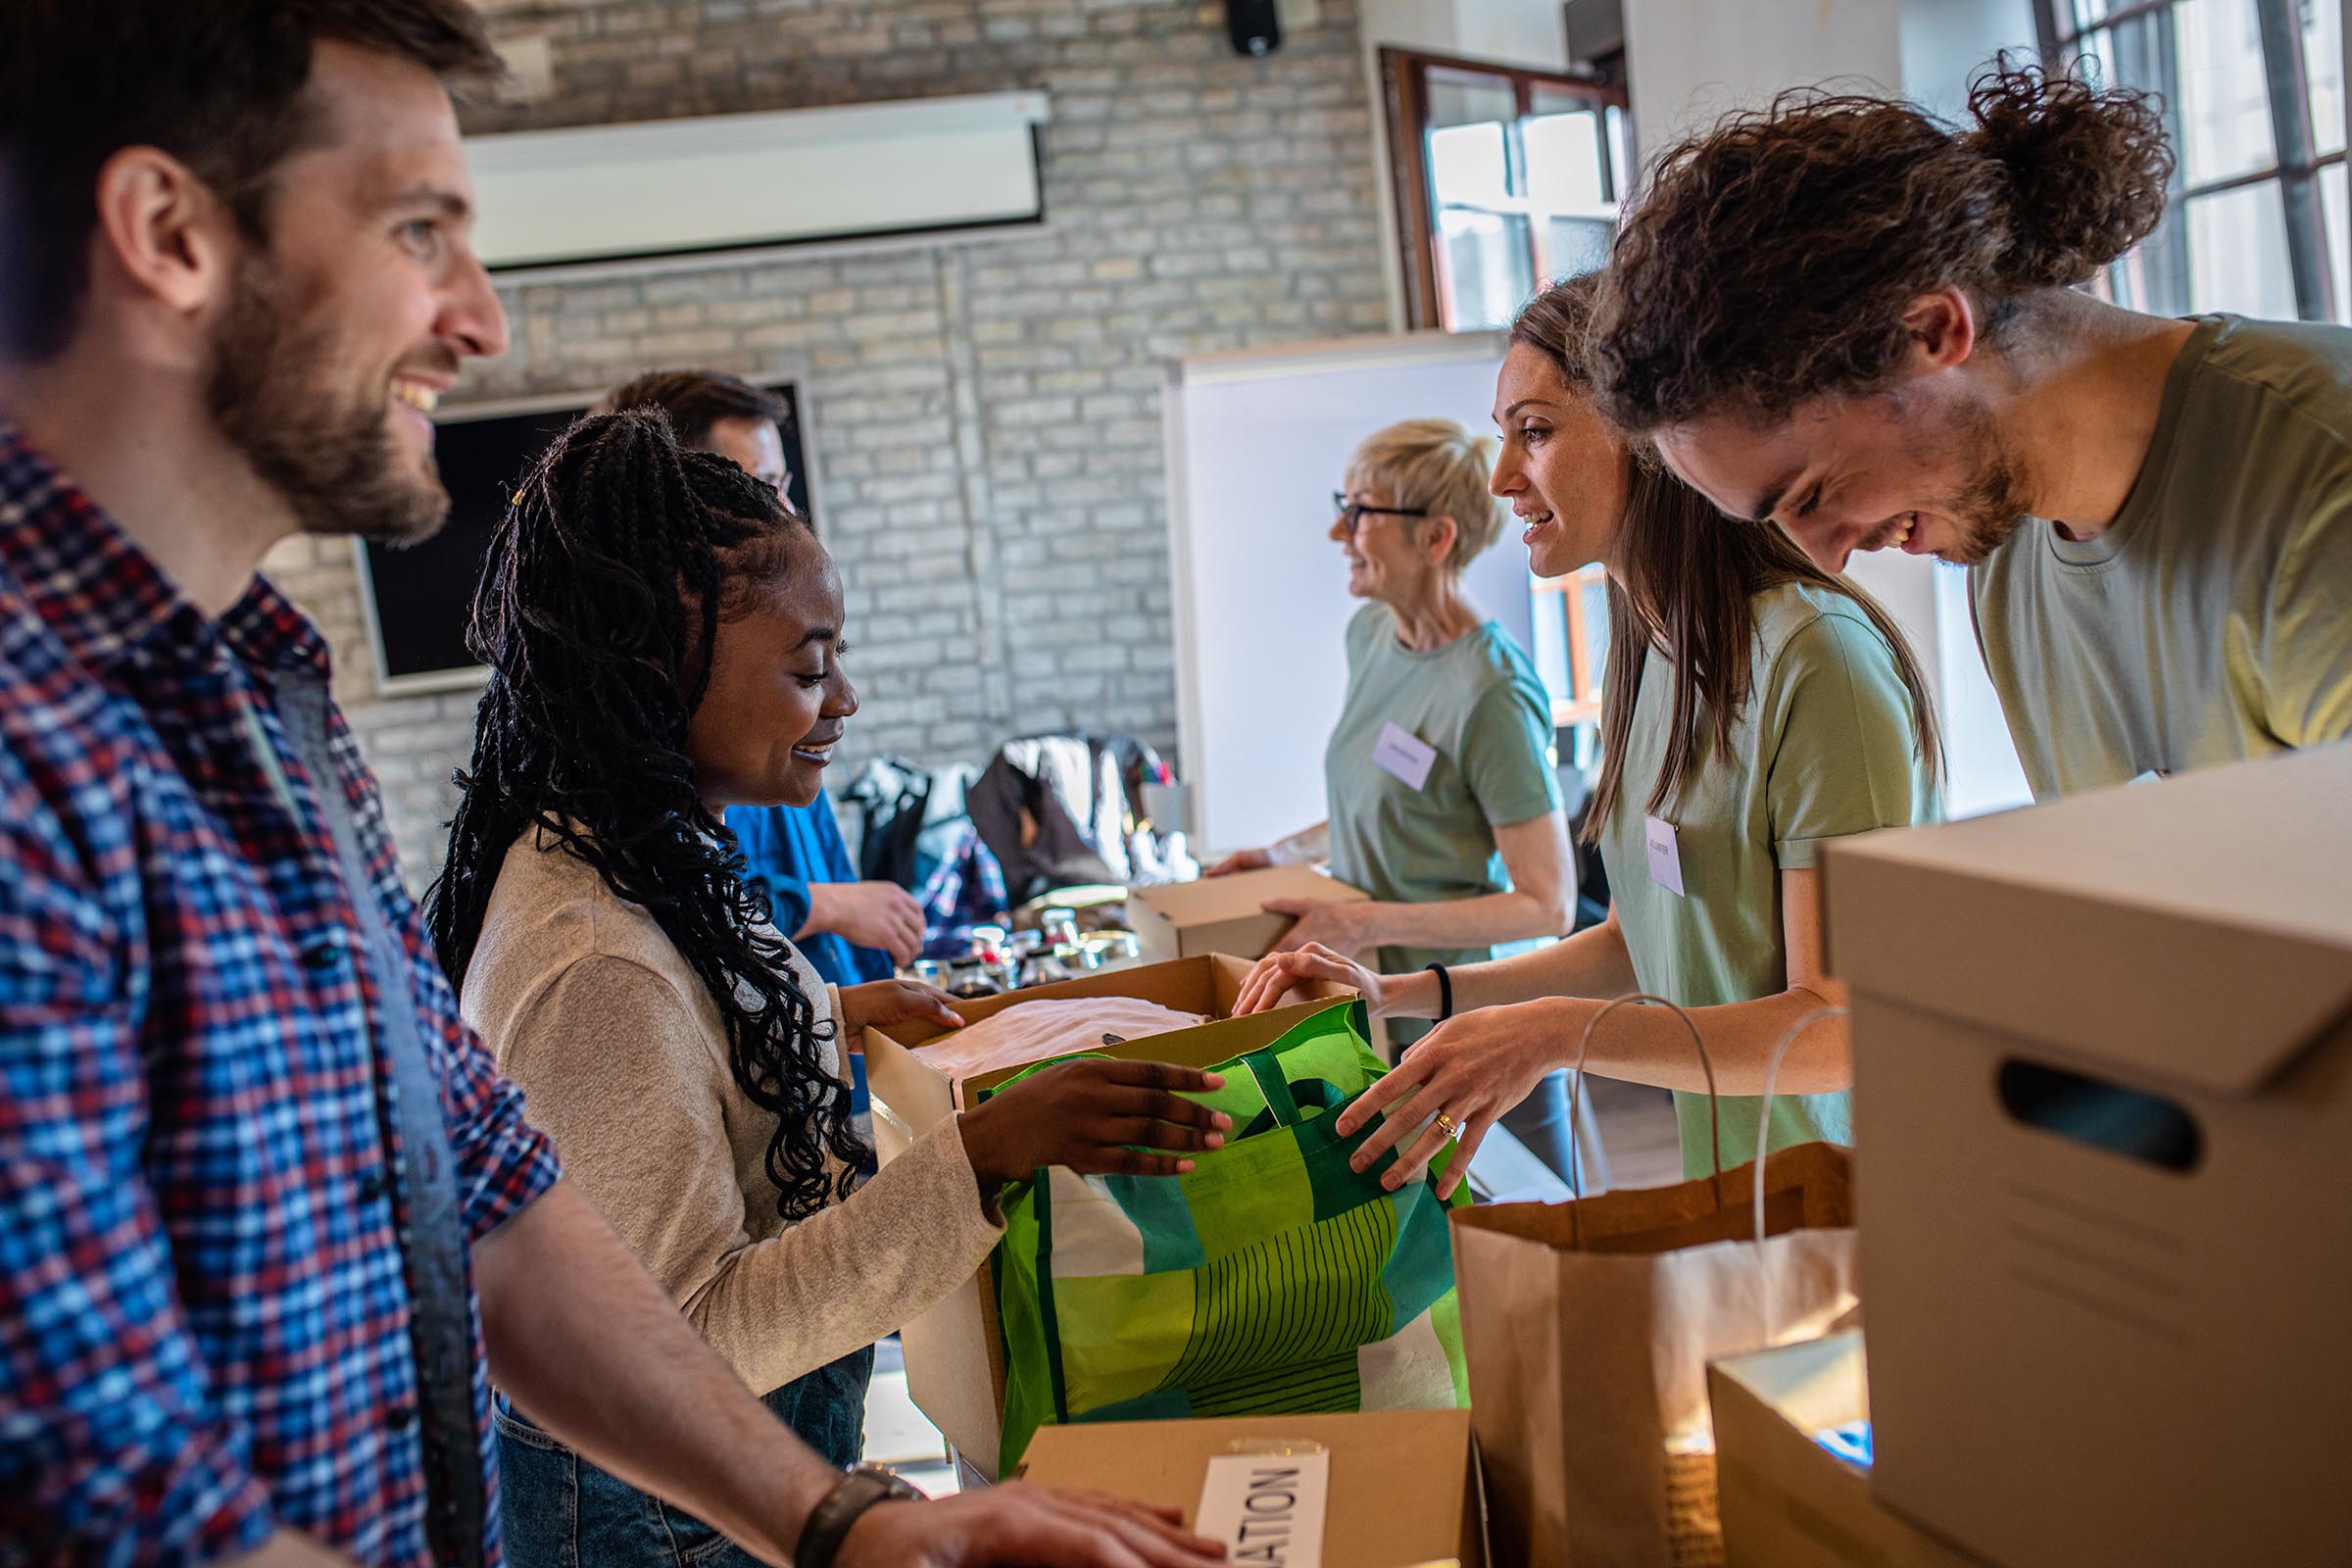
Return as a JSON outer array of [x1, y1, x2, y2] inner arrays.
[[1966, 58, 2174, 288]]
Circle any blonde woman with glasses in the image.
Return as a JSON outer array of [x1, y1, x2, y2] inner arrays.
[[1207, 418, 1579, 1177]]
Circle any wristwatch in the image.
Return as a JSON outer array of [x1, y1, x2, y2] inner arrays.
[[796, 1463, 925, 1568]]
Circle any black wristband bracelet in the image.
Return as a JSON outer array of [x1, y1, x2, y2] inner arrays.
[[1425, 962, 1453, 1021], [797, 1464, 921, 1568]]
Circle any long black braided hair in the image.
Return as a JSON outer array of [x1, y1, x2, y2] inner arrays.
[[428, 409, 863, 1221]]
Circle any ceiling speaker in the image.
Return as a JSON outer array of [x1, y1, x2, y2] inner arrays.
[[1226, 0, 1281, 58]]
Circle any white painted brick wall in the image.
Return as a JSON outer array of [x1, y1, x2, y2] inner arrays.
[[267, 0, 1388, 892]]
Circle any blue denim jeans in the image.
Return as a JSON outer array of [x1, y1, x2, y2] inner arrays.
[[496, 1345, 875, 1567]]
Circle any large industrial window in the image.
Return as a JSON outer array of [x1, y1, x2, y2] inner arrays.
[[2034, 0, 2347, 323]]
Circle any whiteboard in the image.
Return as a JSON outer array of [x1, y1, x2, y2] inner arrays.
[[1164, 332, 1538, 855]]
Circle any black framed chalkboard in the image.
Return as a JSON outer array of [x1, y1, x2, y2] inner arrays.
[[353, 381, 810, 691]]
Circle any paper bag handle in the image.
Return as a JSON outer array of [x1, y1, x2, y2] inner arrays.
[[1751, 1004, 1848, 1245], [1567, 993, 1721, 1216]]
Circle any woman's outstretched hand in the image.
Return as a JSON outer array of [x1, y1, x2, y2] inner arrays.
[[1334, 999, 1576, 1200], [1233, 943, 1388, 1016]]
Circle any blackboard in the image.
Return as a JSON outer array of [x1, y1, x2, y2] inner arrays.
[[355, 383, 808, 690]]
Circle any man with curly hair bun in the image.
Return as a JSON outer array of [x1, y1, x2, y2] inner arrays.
[[1592, 60, 2352, 800]]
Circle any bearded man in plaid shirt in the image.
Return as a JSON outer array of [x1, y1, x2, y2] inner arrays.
[[0, 7, 1228, 1568]]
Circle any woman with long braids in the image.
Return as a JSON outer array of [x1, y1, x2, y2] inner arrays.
[[431, 411, 1233, 1566], [1238, 272, 1941, 1191]]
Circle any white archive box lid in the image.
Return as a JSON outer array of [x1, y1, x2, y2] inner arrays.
[[1822, 742, 2352, 1097]]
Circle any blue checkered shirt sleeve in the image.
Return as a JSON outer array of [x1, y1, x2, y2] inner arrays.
[[0, 754, 278, 1560]]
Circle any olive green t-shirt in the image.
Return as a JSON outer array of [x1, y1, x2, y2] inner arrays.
[[1972, 315, 2352, 800], [1324, 604, 1561, 1015], [1598, 582, 1937, 1179]]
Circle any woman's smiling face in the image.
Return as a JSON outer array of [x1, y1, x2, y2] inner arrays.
[[684, 526, 857, 811], [1488, 341, 1630, 579]]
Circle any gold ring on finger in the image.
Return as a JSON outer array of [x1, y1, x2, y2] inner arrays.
[[1433, 1110, 1460, 1140]]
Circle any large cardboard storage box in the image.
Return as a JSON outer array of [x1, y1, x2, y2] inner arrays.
[[1125, 864, 1368, 963], [1017, 1407, 1489, 1567], [1821, 745, 2352, 1568], [861, 955, 1355, 1480], [1707, 1332, 1982, 1568]]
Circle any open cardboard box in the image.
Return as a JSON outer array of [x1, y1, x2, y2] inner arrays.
[[1821, 743, 2352, 1568], [862, 954, 1357, 1478], [1125, 864, 1369, 964], [1708, 1333, 1982, 1568], [1016, 1407, 1490, 1567]]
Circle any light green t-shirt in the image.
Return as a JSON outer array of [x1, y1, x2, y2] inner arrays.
[[1972, 314, 2352, 800], [1598, 582, 1937, 1180], [1324, 603, 1561, 1023]]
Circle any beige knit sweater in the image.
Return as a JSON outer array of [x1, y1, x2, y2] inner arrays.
[[460, 828, 1003, 1397]]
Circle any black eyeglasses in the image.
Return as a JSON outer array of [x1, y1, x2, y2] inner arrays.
[[1333, 491, 1428, 532]]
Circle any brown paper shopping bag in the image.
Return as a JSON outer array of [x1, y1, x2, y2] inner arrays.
[[1448, 997, 1860, 1568]]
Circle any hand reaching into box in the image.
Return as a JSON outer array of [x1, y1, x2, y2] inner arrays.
[[958, 1058, 1235, 1189]]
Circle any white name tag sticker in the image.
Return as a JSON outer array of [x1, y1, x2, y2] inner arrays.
[[1195, 1448, 1330, 1568], [1372, 722, 1438, 791], [1643, 813, 1686, 898]]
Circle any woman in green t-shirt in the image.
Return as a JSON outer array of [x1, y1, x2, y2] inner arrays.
[[1239, 273, 1941, 1189], [1204, 416, 1579, 1175]]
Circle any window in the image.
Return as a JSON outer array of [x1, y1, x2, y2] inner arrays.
[[1382, 49, 1630, 332], [2034, 0, 2348, 323], [1532, 564, 1611, 734]]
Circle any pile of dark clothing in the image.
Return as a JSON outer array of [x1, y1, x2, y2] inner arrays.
[[837, 758, 1007, 960], [840, 732, 1196, 944], [964, 732, 1196, 908]]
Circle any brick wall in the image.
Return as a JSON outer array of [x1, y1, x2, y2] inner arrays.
[[267, 0, 1390, 891]]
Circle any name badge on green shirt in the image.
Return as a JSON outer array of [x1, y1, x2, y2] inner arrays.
[[1643, 812, 1686, 897], [1372, 721, 1438, 791]]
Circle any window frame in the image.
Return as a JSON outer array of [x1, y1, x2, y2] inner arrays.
[[1380, 46, 1628, 332], [1535, 564, 1611, 729], [2033, 0, 2345, 321]]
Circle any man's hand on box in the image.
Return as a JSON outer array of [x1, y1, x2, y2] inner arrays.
[[1234, 943, 1387, 1017], [958, 1059, 1234, 1189], [840, 980, 962, 1035], [1202, 847, 1270, 877], [838, 1488, 1225, 1568]]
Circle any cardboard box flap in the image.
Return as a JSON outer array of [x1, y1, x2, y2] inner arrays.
[[1130, 864, 1368, 924], [1707, 1333, 1989, 1567], [1824, 746, 2352, 1095], [1711, 1329, 1870, 1434]]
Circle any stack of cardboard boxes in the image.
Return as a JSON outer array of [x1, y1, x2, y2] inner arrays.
[[1797, 742, 2352, 1568]]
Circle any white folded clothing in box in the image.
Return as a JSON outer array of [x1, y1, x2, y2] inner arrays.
[[908, 997, 1206, 1081]]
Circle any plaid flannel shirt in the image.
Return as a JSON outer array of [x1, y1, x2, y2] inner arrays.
[[0, 428, 562, 1565]]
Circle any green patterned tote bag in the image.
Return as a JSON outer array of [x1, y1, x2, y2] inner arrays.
[[989, 999, 1470, 1469]]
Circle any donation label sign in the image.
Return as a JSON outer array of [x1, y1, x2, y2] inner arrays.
[[1194, 1447, 1331, 1567]]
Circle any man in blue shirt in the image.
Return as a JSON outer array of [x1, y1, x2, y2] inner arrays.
[[598, 370, 921, 985]]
